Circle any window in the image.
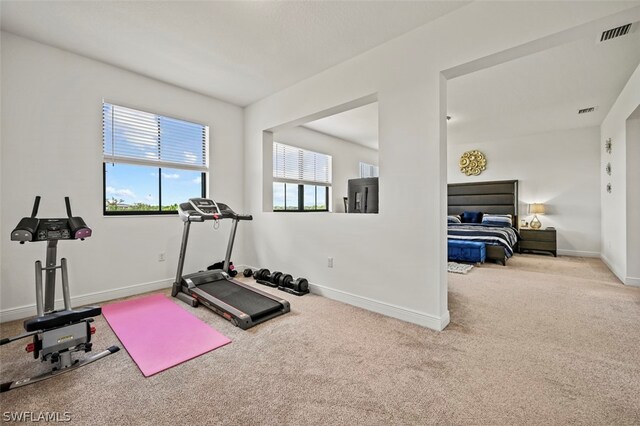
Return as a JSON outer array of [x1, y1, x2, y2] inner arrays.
[[273, 142, 331, 211], [102, 102, 208, 215], [359, 162, 379, 178]]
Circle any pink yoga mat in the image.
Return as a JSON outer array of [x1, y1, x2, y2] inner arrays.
[[102, 294, 231, 377]]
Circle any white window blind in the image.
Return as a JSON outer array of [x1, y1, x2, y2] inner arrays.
[[273, 142, 332, 186], [103, 102, 208, 172], [359, 162, 379, 178]]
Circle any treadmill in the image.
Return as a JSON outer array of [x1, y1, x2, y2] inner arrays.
[[171, 198, 289, 329]]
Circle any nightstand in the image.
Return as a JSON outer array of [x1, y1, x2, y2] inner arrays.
[[518, 228, 557, 257]]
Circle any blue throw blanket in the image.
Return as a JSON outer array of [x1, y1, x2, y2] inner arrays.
[[448, 223, 520, 258]]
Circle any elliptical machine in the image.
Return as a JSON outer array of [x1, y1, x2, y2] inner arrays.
[[0, 196, 119, 393]]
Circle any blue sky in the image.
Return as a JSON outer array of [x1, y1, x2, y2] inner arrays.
[[105, 164, 201, 206]]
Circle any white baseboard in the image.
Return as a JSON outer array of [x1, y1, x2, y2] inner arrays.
[[600, 254, 625, 285], [309, 282, 449, 331], [557, 249, 600, 258], [0, 278, 173, 323], [625, 276, 640, 287], [240, 264, 449, 331]]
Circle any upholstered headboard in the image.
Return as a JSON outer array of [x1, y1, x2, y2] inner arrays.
[[448, 180, 518, 220]]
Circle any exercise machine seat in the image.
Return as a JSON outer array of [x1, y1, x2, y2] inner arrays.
[[24, 306, 102, 332]]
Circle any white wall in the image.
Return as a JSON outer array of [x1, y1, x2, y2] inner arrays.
[[448, 127, 601, 256], [626, 113, 640, 284], [273, 126, 378, 213], [0, 41, 3, 298], [601, 63, 640, 286], [242, 3, 636, 330], [0, 33, 245, 320]]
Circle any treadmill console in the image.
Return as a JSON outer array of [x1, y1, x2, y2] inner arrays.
[[177, 198, 222, 222], [177, 197, 252, 223], [189, 198, 222, 216]]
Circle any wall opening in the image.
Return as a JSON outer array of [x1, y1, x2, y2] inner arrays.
[[262, 94, 379, 214]]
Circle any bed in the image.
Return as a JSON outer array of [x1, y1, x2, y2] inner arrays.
[[447, 180, 519, 265]]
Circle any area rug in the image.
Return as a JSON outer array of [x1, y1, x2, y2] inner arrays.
[[102, 294, 231, 377], [447, 262, 475, 274]]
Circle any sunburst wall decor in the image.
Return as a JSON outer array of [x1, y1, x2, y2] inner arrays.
[[459, 150, 487, 176]]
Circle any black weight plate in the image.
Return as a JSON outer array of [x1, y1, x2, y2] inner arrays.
[[270, 271, 282, 284], [255, 268, 270, 280], [281, 274, 293, 288], [293, 278, 309, 292], [261, 269, 271, 280]]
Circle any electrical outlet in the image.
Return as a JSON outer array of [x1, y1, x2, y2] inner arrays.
[[158, 252, 166, 262], [328, 257, 333, 268]]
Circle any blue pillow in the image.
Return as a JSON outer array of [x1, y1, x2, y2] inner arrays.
[[461, 211, 483, 223], [447, 215, 461, 224]]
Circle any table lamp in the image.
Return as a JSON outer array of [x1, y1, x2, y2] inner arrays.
[[529, 203, 545, 229]]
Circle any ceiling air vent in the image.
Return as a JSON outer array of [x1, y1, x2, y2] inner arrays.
[[578, 106, 597, 115], [599, 23, 632, 42]]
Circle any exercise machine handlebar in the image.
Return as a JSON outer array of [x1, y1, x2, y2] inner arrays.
[[65, 196, 73, 218], [31, 196, 41, 218]]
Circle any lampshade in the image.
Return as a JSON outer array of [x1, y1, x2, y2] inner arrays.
[[529, 203, 546, 215]]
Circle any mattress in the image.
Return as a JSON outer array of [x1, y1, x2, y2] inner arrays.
[[447, 223, 519, 258]]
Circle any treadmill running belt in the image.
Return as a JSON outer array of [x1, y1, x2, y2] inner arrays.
[[198, 280, 282, 320]]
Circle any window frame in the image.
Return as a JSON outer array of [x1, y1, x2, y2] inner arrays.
[[272, 142, 332, 213], [273, 182, 330, 213], [102, 102, 208, 216], [102, 163, 206, 216]]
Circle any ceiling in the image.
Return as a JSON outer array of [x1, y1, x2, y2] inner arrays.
[[303, 102, 379, 150], [2, 2, 637, 145], [0, 0, 469, 107], [447, 25, 640, 144], [298, 27, 640, 150]]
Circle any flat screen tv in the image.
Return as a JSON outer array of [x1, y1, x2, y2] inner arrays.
[[347, 177, 378, 213]]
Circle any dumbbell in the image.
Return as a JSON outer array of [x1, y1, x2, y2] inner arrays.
[[281, 276, 308, 293], [243, 268, 253, 278], [291, 277, 309, 293], [253, 268, 270, 281], [256, 271, 281, 288], [277, 274, 309, 294], [269, 271, 283, 285], [278, 274, 293, 288]]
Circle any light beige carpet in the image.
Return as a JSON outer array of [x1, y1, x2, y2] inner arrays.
[[1, 254, 639, 425]]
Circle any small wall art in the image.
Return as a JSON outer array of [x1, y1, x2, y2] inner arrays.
[[459, 150, 487, 176]]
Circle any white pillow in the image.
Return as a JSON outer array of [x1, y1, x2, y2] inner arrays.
[[481, 214, 512, 227], [447, 215, 462, 224]]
